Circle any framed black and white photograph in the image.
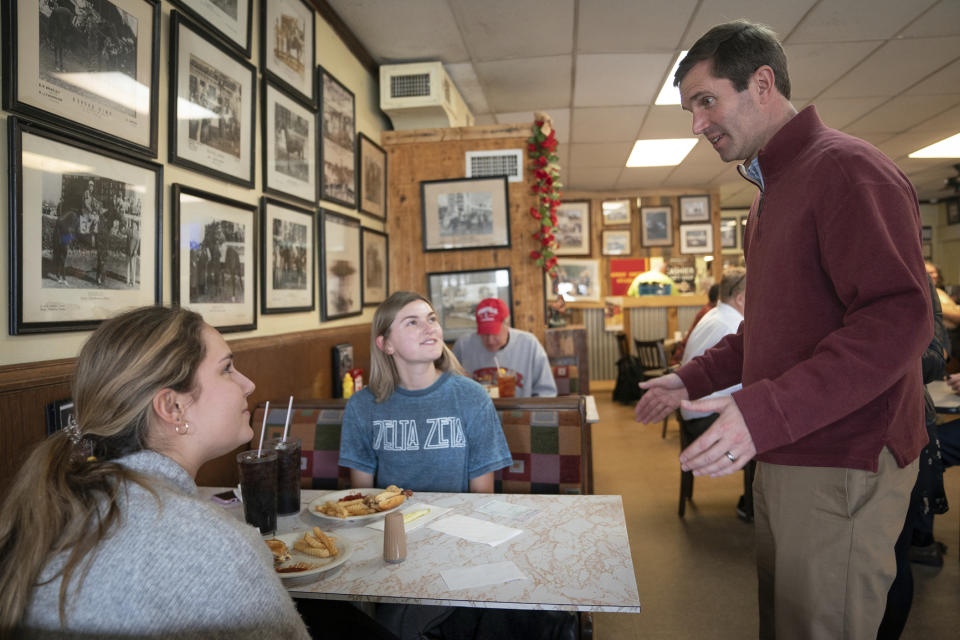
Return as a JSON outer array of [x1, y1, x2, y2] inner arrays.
[[170, 0, 252, 57], [720, 217, 739, 250], [261, 197, 314, 314], [420, 176, 510, 251], [555, 201, 590, 255], [545, 259, 601, 303], [3, 0, 160, 157], [426, 268, 512, 344], [45, 398, 76, 436], [922, 225, 933, 242], [602, 199, 631, 226], [262, 80, 317, 205], [361, 227, 389, 306], [359, 133, 387, 220], [922, 242, 933, 260], [169, 11, 256, 187], [318, 66, 356, 208], [947, 198, 960, 225], [679, 195, 711, 223], [8, 117, 161, 335], [320, 210, 362, 320], [260, 0, 315, 105], [640, 206, 673, 247], [602, 230, 631, 256], [172, 184, 256, 332], [679, 223, 714, 254]]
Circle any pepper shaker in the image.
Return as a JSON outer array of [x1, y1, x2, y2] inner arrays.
[[383, 511, 407, 563]]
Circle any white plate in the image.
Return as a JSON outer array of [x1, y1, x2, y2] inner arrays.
[[307, 487, 407, 522], [271, 530, 353, 581]]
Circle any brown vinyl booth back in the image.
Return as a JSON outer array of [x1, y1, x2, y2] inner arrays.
[[250, 396, 592, 495]]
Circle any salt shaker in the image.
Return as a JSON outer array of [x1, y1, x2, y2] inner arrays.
[[383, 511, 407, 563]]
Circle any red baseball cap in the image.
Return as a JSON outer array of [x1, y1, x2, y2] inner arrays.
[[475, 298, 509, 334]]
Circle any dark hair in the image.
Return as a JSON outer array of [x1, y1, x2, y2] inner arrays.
[[674, 20, 791, 99], [707, 283, 720, 304]]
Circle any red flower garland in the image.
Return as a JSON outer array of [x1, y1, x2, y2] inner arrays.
[[528, 116, 562, 278]]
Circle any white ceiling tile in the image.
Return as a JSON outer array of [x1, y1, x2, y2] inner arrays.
[[473, 114, 496, 125], [475, 56, 572, 112], [444, 63, 490, 115], [497, 108, 570, 143], [906, 59, 960, 96], [684, 0, 818, 48], [876, 131, 955, 160], [327, 0, 470, 62], [787, 0, 936, 43], [899, 1, 960, 38], [820, 36, 960, 98], [571, 107, 646, 143], [783, 41, 880, 99], [449, 0, 575, 62], [616, 167, 674, 189], [661, 162, 726, 188], [577, 0, 697, 53], [813, 97, 889, 129], [845, 95, 960, 135], [568, 142, 634, 168], [566, 167, 624, 191], [855, 132, 896, 148], [573, 53, 673, 107], [907, 104, 960, 134], [637, 105, 697, 138]]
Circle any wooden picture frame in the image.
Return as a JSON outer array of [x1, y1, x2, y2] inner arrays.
[[318, 66, 356, 208], [260, 0, 315, 105], [8, 117, 162, 335], [546, 259, 601, 302], [420, 176, 511, 251], [358, 133, 387, 220], [555, 200, 590, 255], [640, 206, 673, 247], [361, 227, 389, 306], [602, 230, 631, 256], [262, 79, 317, 205], [3, 0, 160, 157], [170, 0, 252, 58], [320, 210, 362, 320], [169, 11, 256, 187], [426, 267, 512, 344], [260, 197, 314, 314], [720, 217, 739, 250], [171, 184, 257, 333], [679, 223, 714, 254], [679, 195, 710, 222], [602, 199, 630, 226]]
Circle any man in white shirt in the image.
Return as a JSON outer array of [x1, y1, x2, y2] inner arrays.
[[679, 268, 753, 520]]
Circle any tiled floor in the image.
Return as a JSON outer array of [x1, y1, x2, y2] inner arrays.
[[589, 391, 960, 639]]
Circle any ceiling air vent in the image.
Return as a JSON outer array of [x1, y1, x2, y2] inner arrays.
[[380, 62, 474, 130], [465, 149, 524, 183], [390, 73, 431, 99]]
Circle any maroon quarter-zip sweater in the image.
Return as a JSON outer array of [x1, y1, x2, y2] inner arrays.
[[677, 106, 931, 471]]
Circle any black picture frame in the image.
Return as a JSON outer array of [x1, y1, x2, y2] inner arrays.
[[2, 0, 161, 158], [426, 267, 512, 345], [640, 206, 673, 248], [947, 198, 960, 225], [261, 79, 318, 205], [171, 184, 257, 333], [260, 0, 316, 105], [720, 217, 739, 250], [169, 10, 256, 187], [170, 0, 253, 58], [420, 176, 511, 251], [361, 227, 389, 306], [320, 210, 362, 320], [359, 133, 387, 220], [8, 117, 162, 335], [45, 398, 75, 436], [318, 66, 357, 208], [260, 197, 315, 315]]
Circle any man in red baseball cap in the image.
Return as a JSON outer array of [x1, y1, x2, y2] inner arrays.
[[452, 298, 557, 397]]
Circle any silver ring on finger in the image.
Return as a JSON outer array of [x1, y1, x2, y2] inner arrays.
[[725, 451, 737, 463]]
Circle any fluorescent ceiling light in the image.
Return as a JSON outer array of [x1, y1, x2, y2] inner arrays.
[[655, 51, 688, 106], [909, 132, 960, 158], [626, 138, 698, 167]]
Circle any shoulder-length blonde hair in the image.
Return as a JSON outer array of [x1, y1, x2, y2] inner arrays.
[[0, 306, 207, 632], [368, 291, 464, 402]]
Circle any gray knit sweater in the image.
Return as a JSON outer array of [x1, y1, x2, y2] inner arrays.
[[21, 451, 310, 639]]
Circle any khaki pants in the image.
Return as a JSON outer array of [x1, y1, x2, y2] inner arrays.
[[754, 448, 917, 640]]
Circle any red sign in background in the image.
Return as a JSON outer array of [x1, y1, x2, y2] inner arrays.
[[609, 258, 649, 295]]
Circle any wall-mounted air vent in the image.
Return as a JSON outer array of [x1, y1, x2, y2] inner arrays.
[[380, 62, 474, 130], [465, 149, 524, 182], [390, 73, 431, 98]]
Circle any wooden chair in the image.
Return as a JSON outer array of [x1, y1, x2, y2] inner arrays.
[[633, 338, 678, 437]]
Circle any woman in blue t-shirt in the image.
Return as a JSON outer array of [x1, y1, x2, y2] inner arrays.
[[339, 291, 511, 493]]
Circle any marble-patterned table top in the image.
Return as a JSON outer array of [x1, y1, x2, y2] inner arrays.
[[204, 488, 641, 613]]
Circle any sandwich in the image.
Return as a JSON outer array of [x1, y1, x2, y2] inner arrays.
[[366, 484, 411, 511], [265, 538, 290, 566]]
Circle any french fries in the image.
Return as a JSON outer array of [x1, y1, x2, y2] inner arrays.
[[313, 486, 411, 518], [290, 526, 339, 559]]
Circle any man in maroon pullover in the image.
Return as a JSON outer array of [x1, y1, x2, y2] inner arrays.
[[634, 21, 932, 639]]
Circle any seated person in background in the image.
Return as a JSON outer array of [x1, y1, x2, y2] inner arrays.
[[626, 261, 676, 296], [671, 283, 720, 365], [925, 261, 960, 369], [452, 298, 557, 398], [679, 268, 753, 521], [0, 306, 309, 639]]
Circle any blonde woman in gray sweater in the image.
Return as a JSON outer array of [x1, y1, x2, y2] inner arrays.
[[0, 306, 310, 639]]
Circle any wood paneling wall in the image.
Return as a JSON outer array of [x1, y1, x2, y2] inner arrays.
[[382, 124, 547, 341], [0, 324, 371, 496]]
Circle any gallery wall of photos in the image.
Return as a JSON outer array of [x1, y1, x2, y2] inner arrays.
[[0, 0, 391, 364]]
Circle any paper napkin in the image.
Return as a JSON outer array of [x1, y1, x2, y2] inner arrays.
[[441, 561, 528, 590], [427, 514, 522, 547], [366, 503, 451, 532]]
